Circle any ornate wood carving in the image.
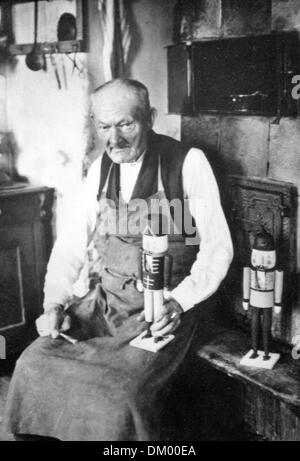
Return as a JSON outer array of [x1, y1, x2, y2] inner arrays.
[[223, 175, 298, 343]]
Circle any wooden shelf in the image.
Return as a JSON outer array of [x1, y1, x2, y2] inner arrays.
[[0, 184, 51, 197], [196, 328, 300, 408], [2, 0, 89, 56], [8, 39, 86, 56]]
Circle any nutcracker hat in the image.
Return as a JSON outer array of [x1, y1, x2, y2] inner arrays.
[[144, 213, 166, 236], [253, 229, 275, 251]]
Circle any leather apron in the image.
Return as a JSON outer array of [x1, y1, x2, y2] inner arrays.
[[5, 154, 204, 442]]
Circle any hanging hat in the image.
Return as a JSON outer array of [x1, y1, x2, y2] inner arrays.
[[57, 13, 77, 41], [253, 229, 275, 251]]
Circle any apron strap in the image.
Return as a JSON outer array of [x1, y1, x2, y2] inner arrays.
[[157, 154, 164, 192], [97, 153, 113, 200]]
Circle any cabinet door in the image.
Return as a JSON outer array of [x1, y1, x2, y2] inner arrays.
[[167, 32, 300, 116], [167, 44, 192, 114], [0, 189, 54, 354], [0, 241, 25, 333], [0, 223, 42, 353]]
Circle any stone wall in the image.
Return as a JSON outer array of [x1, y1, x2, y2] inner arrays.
[[179, 0, 300, 343]]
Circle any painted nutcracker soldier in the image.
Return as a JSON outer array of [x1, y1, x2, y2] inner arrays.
[[240, 229, 284, 369], [130, 224, 174, 352]]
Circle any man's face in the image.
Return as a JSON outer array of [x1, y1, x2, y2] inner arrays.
[[91, 86, 151, 163], [251, 249, 276, 269]]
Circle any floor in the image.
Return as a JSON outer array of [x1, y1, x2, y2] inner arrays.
[[0, 357, 263, 442], [0, 360, 15, 441], [161, 356, 266, 441]]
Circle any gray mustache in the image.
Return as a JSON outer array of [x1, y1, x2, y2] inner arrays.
[[109, 144, 130, 149]]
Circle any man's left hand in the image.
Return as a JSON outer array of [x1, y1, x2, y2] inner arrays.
[[138, 298, 183, 337]]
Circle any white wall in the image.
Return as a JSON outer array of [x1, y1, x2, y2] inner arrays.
[[5, 0, 180, 230]]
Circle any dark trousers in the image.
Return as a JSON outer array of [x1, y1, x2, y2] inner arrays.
[[251, 307, 272, 358]]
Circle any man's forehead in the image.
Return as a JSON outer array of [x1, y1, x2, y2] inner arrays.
[[92, 85, 140, 114]]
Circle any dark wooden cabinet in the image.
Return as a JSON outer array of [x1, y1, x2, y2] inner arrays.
[[0, 186, 54, 355], [167, 32, 300, 116]]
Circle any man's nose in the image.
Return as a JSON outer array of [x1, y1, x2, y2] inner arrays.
[[108, 126, 121, 146]]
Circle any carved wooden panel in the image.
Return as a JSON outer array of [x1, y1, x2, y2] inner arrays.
[[226, 175, 297, 271], [223, 175, 298, 343]]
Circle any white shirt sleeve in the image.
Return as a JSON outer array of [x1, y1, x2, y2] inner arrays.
[[170, 148, 234, 311], [43, 157, 101, 311], [43, 149, 233, 313]]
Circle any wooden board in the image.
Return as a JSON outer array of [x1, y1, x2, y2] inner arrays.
[[196, 328, 300, 407]]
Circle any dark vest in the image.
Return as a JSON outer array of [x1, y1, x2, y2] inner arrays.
[[96, 130, 192, 204]]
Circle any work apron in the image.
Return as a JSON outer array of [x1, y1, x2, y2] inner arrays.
[[5, 158, 204, 441]]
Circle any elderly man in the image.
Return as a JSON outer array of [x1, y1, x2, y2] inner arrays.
[[5, 79, 233, 441]]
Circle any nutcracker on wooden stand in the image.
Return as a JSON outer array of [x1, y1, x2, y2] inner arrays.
[[130, 222, 174, 352], [240, 229, 284, 369]]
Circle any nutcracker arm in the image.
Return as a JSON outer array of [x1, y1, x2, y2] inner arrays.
[[243, 267, 251, 311], [136, 248, 144, 293], [274, 270, 284, 314], [164, 254, 173, 291]]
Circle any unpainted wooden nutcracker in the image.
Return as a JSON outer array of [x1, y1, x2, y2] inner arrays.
[[241, 230, 284, 369], [130, 226, 174, 352]]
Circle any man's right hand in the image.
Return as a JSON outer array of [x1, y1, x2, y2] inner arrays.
[[36, 305, 71, 339]]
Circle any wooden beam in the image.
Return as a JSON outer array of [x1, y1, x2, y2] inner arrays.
[[8, 39, 85, 55]]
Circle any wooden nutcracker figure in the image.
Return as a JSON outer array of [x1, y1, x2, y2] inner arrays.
[[130, 225, 174, 352], [240, 229, 284, 369]]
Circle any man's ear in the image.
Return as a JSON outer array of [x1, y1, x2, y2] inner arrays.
[[149, 107, 157, 128]]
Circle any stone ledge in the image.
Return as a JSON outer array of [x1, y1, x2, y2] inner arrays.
[[196, 328, 300, 408]]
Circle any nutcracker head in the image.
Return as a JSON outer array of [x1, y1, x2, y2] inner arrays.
[[251, 230, 276, 269], [143, 225, 168, 255]]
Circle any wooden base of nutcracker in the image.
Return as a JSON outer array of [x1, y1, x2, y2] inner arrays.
[[240, 349, 280, 369], [130, 331, 175, 352]]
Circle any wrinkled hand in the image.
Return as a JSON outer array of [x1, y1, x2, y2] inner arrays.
[[274, 304, 282, 315], [36, 305, 71, 339], [138, 298, 183, 337], [242, 301, 249, 311]]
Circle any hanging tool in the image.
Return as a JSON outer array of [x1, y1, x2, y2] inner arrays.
[[50, 53, 62, 90], [60, 54, 68, 90], [57, 13, 77, 41], [26, 0, 45, 71], [65, 52, 85, 78]]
